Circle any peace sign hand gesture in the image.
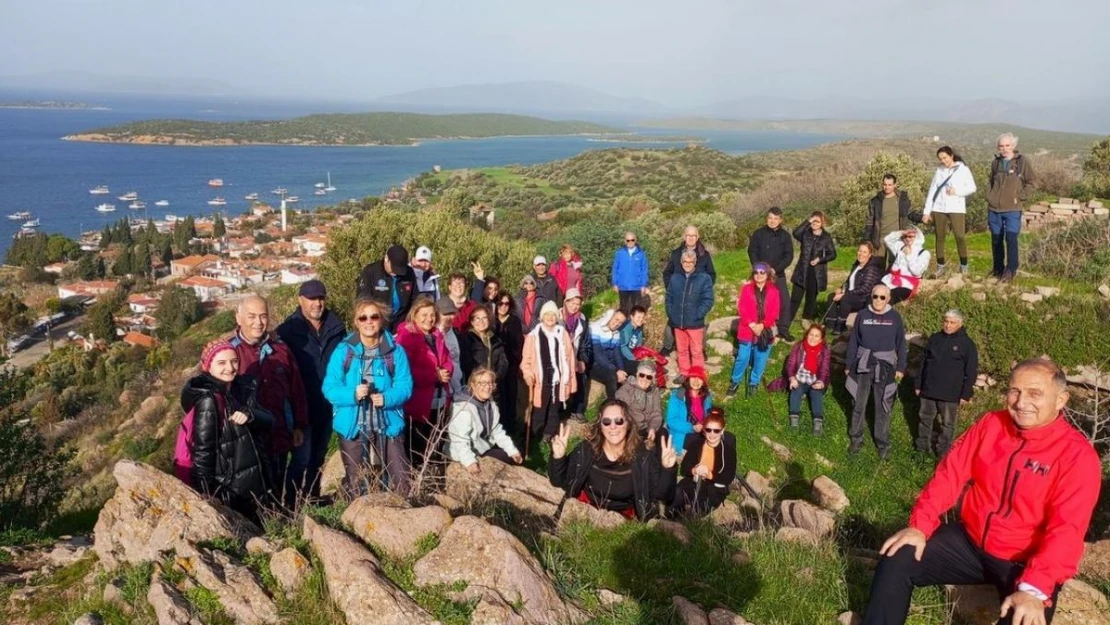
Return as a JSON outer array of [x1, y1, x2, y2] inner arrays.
[[551, 422, 570, 459], [471, 261, 485, 281], [660, 434, 678, 469]]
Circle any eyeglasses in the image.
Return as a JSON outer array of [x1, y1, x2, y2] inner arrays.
[[637, 373, 654, 380], [473, 316, 489, 322], [753, 270, 766, 275], [871, 294, 889, 301], [704, 427, 723, 434], [498, 301, 512, 306], [357, 313, 382, 322], [600, 417, 625, 427], [475, 381, 496, 388]]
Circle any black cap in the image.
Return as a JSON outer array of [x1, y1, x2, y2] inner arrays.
[[298, 279, 327, 299], [386, 245, 410, 274]]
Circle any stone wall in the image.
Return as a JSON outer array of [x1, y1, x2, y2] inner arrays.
[[1024, 197, 1107, 230]]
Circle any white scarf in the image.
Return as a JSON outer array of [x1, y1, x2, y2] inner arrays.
[[534, 324, 566, 390]]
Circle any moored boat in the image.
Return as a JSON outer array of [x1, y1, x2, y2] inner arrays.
[[95, 203, 117, 213], [89, 185, 110, 195]]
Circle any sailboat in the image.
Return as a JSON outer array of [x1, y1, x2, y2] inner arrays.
[[324, 171, 336, 192]]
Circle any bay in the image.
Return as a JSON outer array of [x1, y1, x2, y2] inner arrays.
[[0, 101, 839, 257]]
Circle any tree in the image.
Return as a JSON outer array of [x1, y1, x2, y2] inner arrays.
[[0, 292, 32, 357], [1082, 136, 1110, 199], [100, 225, 112, 248], [84, 288, 124, 344], [155, 286, 203, 339], [213, 214, 226, 238], [45, 234, 79, 263], [0, 413, 75, 531], [131, 245, 152, 277], [837, 152, 930, 241], [111, 249, 133, 276]]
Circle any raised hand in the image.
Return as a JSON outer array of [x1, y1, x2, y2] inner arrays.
[[551, 422, 570, 459], [660, 434, 677, 469], [471, 261, 485, 280]]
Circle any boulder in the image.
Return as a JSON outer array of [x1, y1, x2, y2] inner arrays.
[[949, 580, 1110, 625], [707, 339, 735, 358], [48, 536, 92, 566], [598, 589, 627, 606], [779, 500, 835, 538], [245, 536, 277, 556], [837, 611, 861, 625], [972, 291, 987, 302], [557, 496, 628, 531], [811, 476, 850, 513], [174, 544, 279, 625], [270, 548, 310, 594], [649, 519, 692, 545], [709, 500, 743, 529], [1081, 539, 1110, 583], [743, 471, 772, 499], [341, 493, 453, 560], [431, 493, 464, 515], [760, 437, 792, 462], [470, 593, 527, 625], [444, 456, 566, 518], [73, 613, 104, 625], [1035, 286, 1061, 298], [1019, 292, 1043, 304], [944, 275, 965, 290], [412, 515, 586, 625], [1100, 284, 1110, 300], [102, 577, 126, 604], [319, 451, 345, 497], [672, 595, 708, 625], [303, 516, 439, 625], [94, 461, 257, 569], [147, 576, 203, 625], [775, 527, 819, 546], [135, 396, 169, 425], [707, 316, 738, 337], [708, 607, 753, 625]]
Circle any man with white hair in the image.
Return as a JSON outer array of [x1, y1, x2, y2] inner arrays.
[[986, 133, 1036, 283], [914, 309, 979, 457], [662, 225, 716, 355], [845, 284, 906, 460]]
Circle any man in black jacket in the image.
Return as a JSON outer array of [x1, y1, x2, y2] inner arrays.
[[276, 280, 347, 499], [747, 207, 795, 340], [661, 226, 716, 355], [913, 309, 979, 457], [355, 245, 415, 329], [531, 255, 561, 305], [869, 175, 912, 264]]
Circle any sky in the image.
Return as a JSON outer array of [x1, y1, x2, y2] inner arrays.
[[1, 0, 1108, 108]]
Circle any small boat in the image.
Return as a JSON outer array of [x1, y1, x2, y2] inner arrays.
[[270, 187, 287, 195], [22, 219, 40, 228], [89, 185, 110, 195], [95, 203, 117, 213], [314, 189, 327, 196], [7, 211, 31, 220], [164, 214, 179, 222], [208, 178, 224, 187], [154, 200, 170, 207], [314, 182, 326, 189], [244, 192, 259, 201], [118, 191, 138, 202], [129, 201, 147, 210], [285, 196, 300, 203], [207, 197, 227, 206], [324, 171, 336, 192]]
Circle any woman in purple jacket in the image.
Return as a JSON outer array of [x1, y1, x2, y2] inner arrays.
[[783, 325, 831, 435]]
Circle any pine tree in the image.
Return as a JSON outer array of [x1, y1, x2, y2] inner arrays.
[[100, 225, 113, 249], [213, 214, 226, 238]]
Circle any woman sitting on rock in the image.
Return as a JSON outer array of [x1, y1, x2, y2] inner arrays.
[[671, 407, 736, 516], [664, 367, 713, 453], [614, 360, 663, 446], [447, 367, 522, 474], [549, 399, 678, 520], [882, 226, 931, 305], [775, 324, 832, 435], [826, 242, 885, 335], [178, 338, 273, 521]]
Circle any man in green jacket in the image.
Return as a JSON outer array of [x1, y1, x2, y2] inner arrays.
[[987, 133, 1036, 282]]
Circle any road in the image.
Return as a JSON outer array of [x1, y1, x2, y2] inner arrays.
[[6, 316, 85, 370]]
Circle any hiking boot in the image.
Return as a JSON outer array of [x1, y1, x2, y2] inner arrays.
[[780, 331, 796, 343], [812, 418, 824, 436], [848, 441, 862, 456], [788, 414, 800, 429], [933, 263, 946, 279], [1000, 270, 1015, 283], [726, 382, 739, 399], [959, 263, 969, 275]]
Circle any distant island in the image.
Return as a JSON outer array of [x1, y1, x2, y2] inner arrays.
[[0, 100, 103, 110], [62, 112, 619, 146], [588, 134, 705, 144]]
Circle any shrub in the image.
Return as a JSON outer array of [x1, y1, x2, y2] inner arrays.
[[539, 209, 631, 297], [0, 413, 76, 533], [1026, 218, 1110, 285], [835, 153, 930, 241], [1082, 136, 1110, 199]]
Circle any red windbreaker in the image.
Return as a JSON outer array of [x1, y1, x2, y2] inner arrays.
[[909, 409, 1101, 595]]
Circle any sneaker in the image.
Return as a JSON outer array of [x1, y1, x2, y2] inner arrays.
[[1000, 270, 1015, 283], [848, 442, 862, 456], [933, 264, 946, 279], [726, 382, 739, 398], [780, 332, 796, 343], [959, 264, 969, 275], [812, 419, 824, 436], [788, 414, 800, 429]]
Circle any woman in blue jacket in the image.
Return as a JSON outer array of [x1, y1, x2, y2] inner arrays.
[[664, 367, 714, 453], [611, 231, 650, 314], [323, 298, 414, 497]]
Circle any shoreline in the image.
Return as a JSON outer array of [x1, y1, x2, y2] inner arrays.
[[59, 131, 629, 148]]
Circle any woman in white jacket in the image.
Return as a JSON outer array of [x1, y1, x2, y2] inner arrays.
[[881, 226, 931, 305], [922, 146, 976, 277], [447, 367, 522, 475]]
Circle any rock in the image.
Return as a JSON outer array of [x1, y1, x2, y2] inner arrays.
[[598, 589, 626, 606], [319, 451, 345, 497], [1099, 284, 1110, 300], [731, 550, 751, 566], [811, 476, 850, 513], [779, 500, 835, 538], [303, 516, 439, 625], [412, 515, 586, 624], [760, 436, 792, 461], [48, 541, 91, 566], [838, 611, 862, 625], [709, 500, 743, 528], [118, 390, 135, 405], [1081, 539, 1110, 583], [743, 471, 772, 499], [245, 536, 277, 556], [705, 363, 723, 376], [1035, 285, 1061, 298], [775, 526, 819, 546], [672, 595, 709, 625], [94, 461, 257, 569], [1090, 199, 1105, 209], [102, 577, 126, 604], [706, 356, 723, 366], [431, 493, 464, 515], [814, 453, 834, 469], [707, 316, 738, 337], [650, 519, 692, 545], [944, 275, 965, 290], [174, 544, 279, 625], [1019, 292, 1043, 303], [708, 607, 753, 624], [949, 580, 1110, 625], [270, 548, 310, 594], [73, 613, 105, 625], [707, 338, 735, 358], [341, 493, 452, 560], [470, 593, 527, 625], [148, 576, 203, 625], [444, 456, 566, 518], [972, 291, 987, 301], [558, 496, 628, 531], [1066, 365, 1110, 392], [135, 396, 169, 425]]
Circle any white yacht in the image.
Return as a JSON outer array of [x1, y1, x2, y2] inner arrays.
[[324, 171, 336, 192], [129, 201, 147, 210], [118, 191, 138, 202], [244, 192, 259, 201], [95, 203, 117, 213], [154, 200, 170, 207], [207, 197, 227, 206], [22, 219, 40, 228], [89, 185, 110, 195], [7, 211, 31, 220]]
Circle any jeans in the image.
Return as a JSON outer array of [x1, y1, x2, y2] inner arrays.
[[988, 209, 1022, 274], [287, 413, 333, 499], [731, 340, 771, 386], [674, 327, 706, 376], [283, 435, 313, 506], [788, 383, 825, 418], [864, 523, 1060, 625], [916, 398, 959, 456]]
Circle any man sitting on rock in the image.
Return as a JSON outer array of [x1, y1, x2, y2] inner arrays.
[[865, 357, 1102, 625]]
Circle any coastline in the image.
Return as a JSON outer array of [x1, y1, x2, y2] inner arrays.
[[59, 131, 633, 148]]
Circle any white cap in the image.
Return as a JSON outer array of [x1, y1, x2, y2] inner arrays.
[[564, 288, 582, 301], [533, 255, 547, 266], [415, 246, 432, 262]]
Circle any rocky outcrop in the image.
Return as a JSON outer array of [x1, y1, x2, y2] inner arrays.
[[709, 500, 743, 529], [949, 579, 1110, 625], [1081, 539, 1110, 583], [270, 548, 310, 594], [173, 544, 279, 625], [94, 461, 256, 568], [303, 516, 439, 625], [444, 456, 566, 518], [413, 515, 586, 624], [708, 607, 754, 625], [778, 500, 835, 538], [557, 497, 627, 531], [341, 492, 453, 560], [147, 576, 203, 625], [672, 595, 708, 625], [649, 519, 692, 545], [775, 527, 820, 546], [319, 451, 345, 497], [470, 593, 528, 625], [811, 476, 850, 513]]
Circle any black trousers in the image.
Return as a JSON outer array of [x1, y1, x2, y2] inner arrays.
[[826, 292, 867, 328], [591, 364, 621, 401], [865, 523, 1060, 625], [671, 479, 727, 517], [498, 368, 519, 435], [890, 286, 913, 305], [916, 398, 960, 457], [531, 383, 563, 439], [773, 273, 792, 335], [849, 369, 893, 455], [789, 271, 820, 322], [481, 447, 515, 464], [568, 369, 589, 415], [618, 290, 646, 315]]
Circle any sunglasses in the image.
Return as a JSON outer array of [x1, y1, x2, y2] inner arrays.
[[637, 373, 654, 380], [357, 313, 382, 322], [625, 238, 637, 243], [498, 301, 512, 306], [704, 427, 723, 434], [872, 294, 889, 301], [753, 270, 767, 275], [600, 417, 625, 427]]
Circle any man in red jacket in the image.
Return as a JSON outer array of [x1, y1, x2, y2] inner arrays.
[[865, 358, 1101, 625], [230, 295, 309, 508]]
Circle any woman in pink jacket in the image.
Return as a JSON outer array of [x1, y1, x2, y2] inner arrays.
[[521, 301, 577, 447], [395, 296, 454, 466], [549, 244, 583, 300], [728, 263, 780, 399]]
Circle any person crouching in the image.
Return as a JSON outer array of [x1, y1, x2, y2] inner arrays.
[[447, 367, 523, 475]]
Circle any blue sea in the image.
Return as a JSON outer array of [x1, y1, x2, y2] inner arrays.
[[0, 96, 840, 257]]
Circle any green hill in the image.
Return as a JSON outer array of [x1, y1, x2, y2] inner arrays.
[[61, 112, 618, 146]]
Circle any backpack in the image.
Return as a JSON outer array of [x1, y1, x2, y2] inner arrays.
[[341, 344, 395, 378], [173, 393, 226, 486]]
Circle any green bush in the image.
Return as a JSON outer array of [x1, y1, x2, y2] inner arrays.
[[0, 413, 76, 534], [1026, 218, 1110, 284], [835, 153, 930, 241], [1082, 136, 1110, 199]]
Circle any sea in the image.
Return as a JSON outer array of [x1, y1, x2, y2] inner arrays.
[[0, 95, 840, 257]]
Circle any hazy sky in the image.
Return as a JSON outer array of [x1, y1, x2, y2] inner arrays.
[[2, 0, 1108, 106]]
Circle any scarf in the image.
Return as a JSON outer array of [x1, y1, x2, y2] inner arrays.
[[687, 390, 706, 424], [523, 292, 536, 327], [564, 311, 581, 336], [801, 341, 823, 376], [533, 325, 565, 397]]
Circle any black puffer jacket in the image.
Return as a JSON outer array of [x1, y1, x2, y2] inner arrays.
[[182, 373, 273, 501], [460, 330, 510, 385], [549, 442, 676, 521], [842, 256, 886, 298], [790, 221, 837, 291]]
